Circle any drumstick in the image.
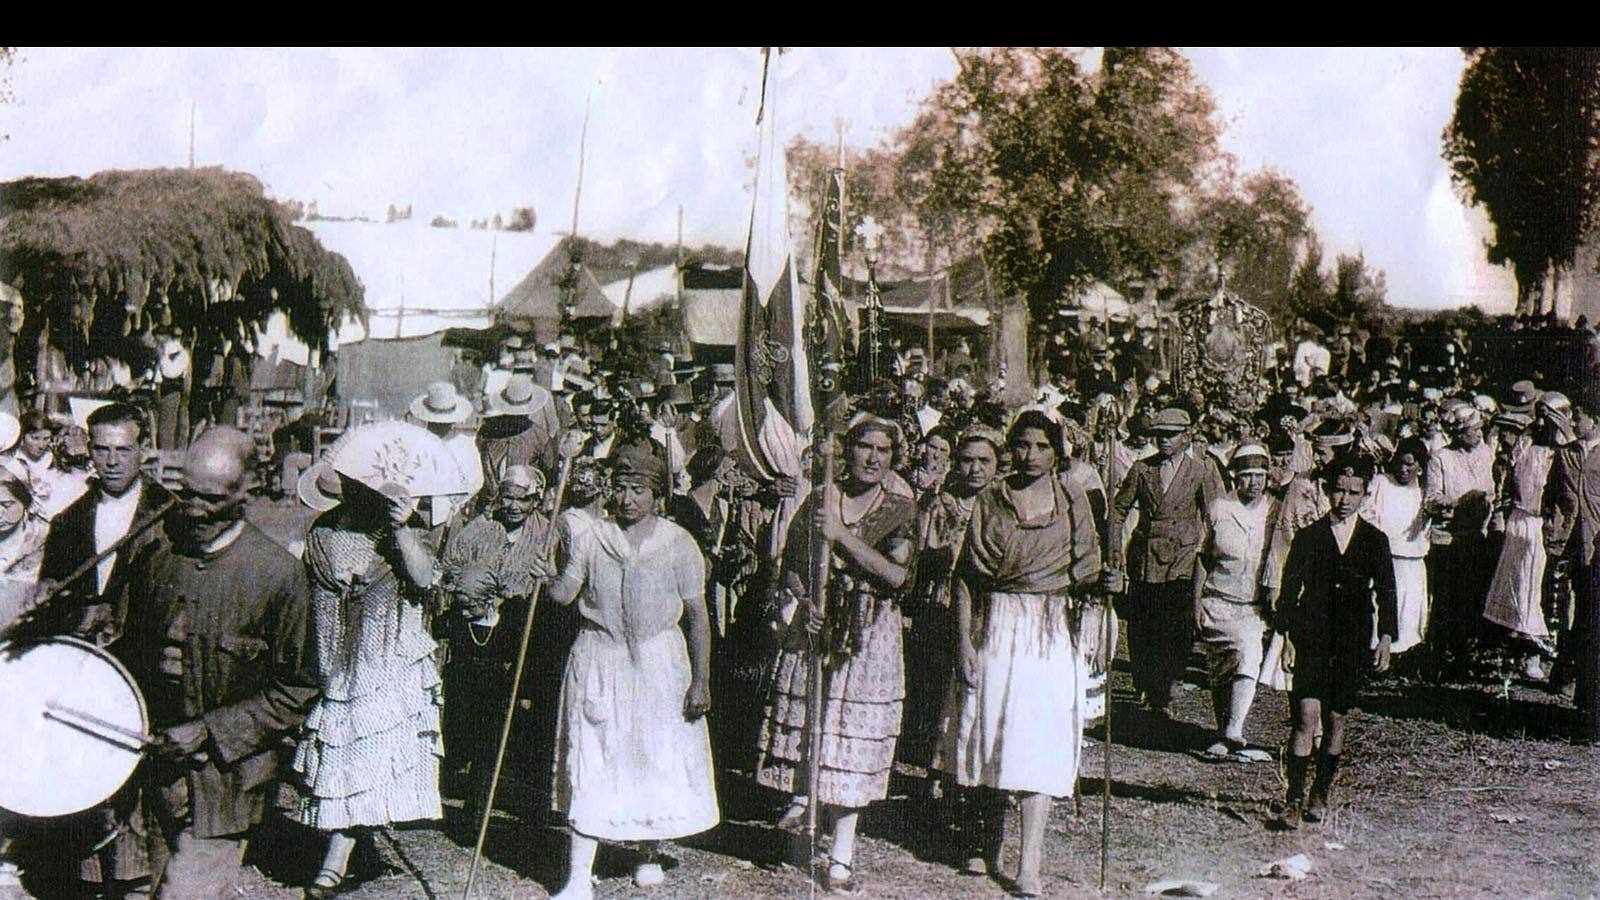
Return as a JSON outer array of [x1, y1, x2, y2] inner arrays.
[[36, 497, 179, 605], [43, 702, 152, 752]]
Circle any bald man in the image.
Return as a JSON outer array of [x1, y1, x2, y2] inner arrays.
[[117, 427, 319, 897]]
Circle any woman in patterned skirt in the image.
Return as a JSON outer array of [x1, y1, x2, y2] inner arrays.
[[755, 415, 918, 893], [937, 410, 1101, 895], [295, 476, 444, 898]]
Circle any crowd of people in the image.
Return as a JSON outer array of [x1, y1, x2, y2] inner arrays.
[[0, 310, 1596, 898]]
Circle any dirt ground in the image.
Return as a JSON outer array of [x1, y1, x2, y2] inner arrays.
[[16, 500, 1599, 899]]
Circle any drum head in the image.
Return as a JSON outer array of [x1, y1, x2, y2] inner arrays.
[[0, 637, 148, 818]]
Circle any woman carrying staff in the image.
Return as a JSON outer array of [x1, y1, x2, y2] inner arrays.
[[754, 414, 918, 894], [938, 409, 1101, 896], [546, 441, 717, 899], [294, 470, 444, 897]]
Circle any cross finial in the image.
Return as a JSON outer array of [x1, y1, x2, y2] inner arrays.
[[855, 216, 884, 260]]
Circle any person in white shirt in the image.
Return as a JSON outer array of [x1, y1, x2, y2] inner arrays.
[[1423, 402, 1496, 680], [1193, 444, 1277, 760]]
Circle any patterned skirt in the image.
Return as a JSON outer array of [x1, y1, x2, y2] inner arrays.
[[754, 595, 904, 808], [293, 653, 444, 830]]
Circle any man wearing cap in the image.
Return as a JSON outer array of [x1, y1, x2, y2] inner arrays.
[[1193, 444, 1277, 759], [437, 464, 560, 819], [409, 381, 485, 524], [1107, 407, 1224, 715], [1422, 402, 1496, 679], [479, 373, 564, 498], [1545, 396, 1600, 740], [1261, 421, 1343, 615]]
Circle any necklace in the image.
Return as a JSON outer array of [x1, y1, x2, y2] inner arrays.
[[839, 484, 884, 528]]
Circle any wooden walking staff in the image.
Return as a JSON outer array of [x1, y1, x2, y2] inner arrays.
[[1100, 580, 1118, 891], [462, 451, 578, 900], [804, 441, 836, 861]]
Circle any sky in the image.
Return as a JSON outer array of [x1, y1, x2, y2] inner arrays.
[[0, 47, 1518, 312]]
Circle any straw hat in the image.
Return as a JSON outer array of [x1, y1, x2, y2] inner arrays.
[[485, 374, 550, 417], [0, 413, 19, 454], [409, 381, 472, 424], [296, 461, 343, 512]]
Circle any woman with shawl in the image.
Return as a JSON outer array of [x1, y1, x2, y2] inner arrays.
[[754, 414, 918, 893], [938, 410, 1101, 896]]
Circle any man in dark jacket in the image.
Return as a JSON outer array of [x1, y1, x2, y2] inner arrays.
[[118, 427, 318, 896], [35, 402, 173, 644], [1106, 407, 1223, 715]]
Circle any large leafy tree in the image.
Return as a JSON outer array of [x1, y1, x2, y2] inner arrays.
[[1, 168, 364, 378], [1188, 167, 1315, 316], [1443, 47, 1600, 315]]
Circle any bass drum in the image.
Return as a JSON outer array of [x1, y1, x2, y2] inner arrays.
[[0, 636, 149, 818]]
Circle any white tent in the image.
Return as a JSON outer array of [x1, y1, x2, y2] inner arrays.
[[307, 220, 561, 343], [1076, 280, 1132, 320], [601, 264, 678, 318]]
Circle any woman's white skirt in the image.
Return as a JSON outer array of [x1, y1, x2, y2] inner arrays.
[[936, 591, 1082, 798], [1483, 511, 1548, 639], [1390, 556, 1429, 653], [553, 626, 720, 841]]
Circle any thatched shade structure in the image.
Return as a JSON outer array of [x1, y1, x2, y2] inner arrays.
[[0, 167, 365, 373]]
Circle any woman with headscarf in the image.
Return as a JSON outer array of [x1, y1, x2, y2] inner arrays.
[[901, 427, 1003, 776], [937, 410, 1100, 895], [1482, 410, 1555, 678], [754, 415, 918, 893], [295, 471, 444, 897], [546, 441, 717, 899], [0, 472, 47, 634], [1193, 444, 1277, 760]]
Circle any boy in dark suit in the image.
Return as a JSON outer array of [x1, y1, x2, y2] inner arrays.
[[1274, 451, 1397, 828]]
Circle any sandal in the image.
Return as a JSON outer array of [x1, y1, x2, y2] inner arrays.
[[824, 859, 862, 894], [302, 867, 345, 899]]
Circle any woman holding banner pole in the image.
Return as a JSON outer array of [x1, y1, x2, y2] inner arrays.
[[754, 414, 917, 893]]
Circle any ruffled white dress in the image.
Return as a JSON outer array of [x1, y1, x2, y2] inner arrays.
[[293, 525, 443, 829]]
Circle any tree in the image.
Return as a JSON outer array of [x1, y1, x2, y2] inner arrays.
[[0, 48, 16, 143], [429, 215, 458, 228], [1443, 47, 1600, 316], [786, 137, 921, 272], [1286, 235, 1332, 324], [1330, 251, 1387, 321], [1189, 167, 1314, 316], [920, 47, 1224, 349], [1, 168, 363, 378], [505, 206, 537, 232]]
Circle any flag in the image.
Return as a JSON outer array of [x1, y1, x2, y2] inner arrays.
[[731, 49, 810, 487], [809, 166, 852, 382]]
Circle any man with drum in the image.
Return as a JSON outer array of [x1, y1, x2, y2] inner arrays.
[[5, 402, 174, 894], [118, 427, 318, 897]]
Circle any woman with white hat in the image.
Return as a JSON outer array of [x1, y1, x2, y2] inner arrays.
[[293, 427, 448, 898], [1193, 443, 1277, 761]]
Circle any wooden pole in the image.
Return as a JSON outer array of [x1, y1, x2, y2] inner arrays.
[[462, 453, 577, 899], [804, 447, 835, 863], [571, 90, 592, 240], [1100, 586, 1114, 891]]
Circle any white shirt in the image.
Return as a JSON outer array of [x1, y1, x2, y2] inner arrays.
[[1330, 514, 1358, 554], [94, 481, 143, 594]]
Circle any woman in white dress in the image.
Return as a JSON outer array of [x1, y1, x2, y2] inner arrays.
[[295, 475, 444, 898], [938, 410, 1100, 895], [1361, 437, 1432, 656], [1482, 411, 1555, 674], [548, 441, 717, 899]]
